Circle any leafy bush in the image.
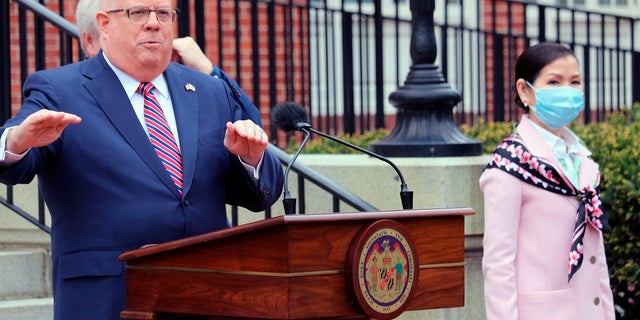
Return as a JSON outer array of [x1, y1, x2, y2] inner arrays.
[[284, 128, 389, 154], [460, 120, 516, 154], [572, 106, 640, 319]]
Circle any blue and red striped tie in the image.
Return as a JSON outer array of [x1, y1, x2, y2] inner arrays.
[[137, 82, 184, 195]]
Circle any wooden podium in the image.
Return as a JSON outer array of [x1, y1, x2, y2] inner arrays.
[[119, 208, 473, 319]]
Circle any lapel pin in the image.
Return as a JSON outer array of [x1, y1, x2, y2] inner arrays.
[[185, 83, 196, 92]]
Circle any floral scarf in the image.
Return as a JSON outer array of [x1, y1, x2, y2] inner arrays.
[[485, 134, 610, 282]]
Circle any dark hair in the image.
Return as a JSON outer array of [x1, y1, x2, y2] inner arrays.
[[514, 42, 577, 110]]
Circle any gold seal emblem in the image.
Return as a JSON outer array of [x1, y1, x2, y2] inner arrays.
[[346, 219, 418, 320]]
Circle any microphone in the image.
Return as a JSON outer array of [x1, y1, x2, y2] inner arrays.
[[271, 102, 413, 210], [271, 103, 312, 214]]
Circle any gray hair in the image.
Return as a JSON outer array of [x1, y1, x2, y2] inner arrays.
[[75, 0, 101, 54]]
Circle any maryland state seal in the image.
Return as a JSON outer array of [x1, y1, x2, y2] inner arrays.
[[346, 219, 419, 320]]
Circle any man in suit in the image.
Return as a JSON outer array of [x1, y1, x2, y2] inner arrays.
[[0, 1, 284, 319]]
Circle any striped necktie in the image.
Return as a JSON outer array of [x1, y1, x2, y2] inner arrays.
[[137, 82, 184, 195]]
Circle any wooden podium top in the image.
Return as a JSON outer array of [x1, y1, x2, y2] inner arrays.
[[119, 208, 473, 262], [119, 208, 474, 320]]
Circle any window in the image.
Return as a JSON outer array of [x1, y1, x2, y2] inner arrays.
[[311, 0, 406, 3], [556, 0, 586, 6], [557, 0, 630, 7]]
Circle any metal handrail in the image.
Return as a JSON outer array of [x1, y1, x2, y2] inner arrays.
[[267, 144, 377, 212], [12, 0, 78, 35]]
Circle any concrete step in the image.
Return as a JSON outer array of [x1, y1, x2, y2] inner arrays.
[[0, 244, 53, 320], [0, 297, 53, 320], [0, 248, 52, 300], [0, 179, 53, 319]]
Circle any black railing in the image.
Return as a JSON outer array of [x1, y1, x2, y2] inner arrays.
[[1, 0, 82, 233], [480, 0, 640, 124], [5, 1, 640, 127], [228, 145, 377, 227], [2, 0, 640, 231]]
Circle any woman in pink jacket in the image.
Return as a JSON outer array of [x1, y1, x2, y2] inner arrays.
[[479, 42, 615, 320]]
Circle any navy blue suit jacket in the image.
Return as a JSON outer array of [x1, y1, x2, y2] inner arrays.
[[211, 64, 263, 125], [0, 53, 283, 320]]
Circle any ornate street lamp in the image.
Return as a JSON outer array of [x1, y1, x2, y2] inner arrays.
[[369, 0, 481, 157]]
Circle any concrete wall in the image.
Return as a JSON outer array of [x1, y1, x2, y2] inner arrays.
[[298, 155, 487, 320]]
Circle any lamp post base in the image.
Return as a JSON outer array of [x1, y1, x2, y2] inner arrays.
[[369, 64, 482, 157]]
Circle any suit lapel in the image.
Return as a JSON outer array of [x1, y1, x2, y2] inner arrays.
[[164, 64, 198, 196], [82, 54, 182, 197]]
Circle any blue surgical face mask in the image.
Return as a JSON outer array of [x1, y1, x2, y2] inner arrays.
[[526, 81, 585, 130]]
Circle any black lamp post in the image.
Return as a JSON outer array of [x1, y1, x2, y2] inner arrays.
[[369, 0, 482, 157]]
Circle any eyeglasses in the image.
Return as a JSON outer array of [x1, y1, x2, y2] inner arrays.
[[106, 6, 180, 25]]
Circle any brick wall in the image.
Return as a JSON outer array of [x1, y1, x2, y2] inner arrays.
[[483, 0, 526, 122], [195, 1, 310, 130], [8, 1, 80, 115]]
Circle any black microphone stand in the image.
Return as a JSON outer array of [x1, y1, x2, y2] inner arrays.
[[282, 128, 311, 214], [305, 127, 414, 210]]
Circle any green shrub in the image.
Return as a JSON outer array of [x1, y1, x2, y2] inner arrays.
[[284, 128, 389, 154], [460, 120, 516, 154], [572, 105, 640, 320]]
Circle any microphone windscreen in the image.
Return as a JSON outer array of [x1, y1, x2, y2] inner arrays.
[[271, 102, 309, 131]]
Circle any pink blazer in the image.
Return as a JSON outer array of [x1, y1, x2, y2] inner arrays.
[[479, 115, 615, 320]]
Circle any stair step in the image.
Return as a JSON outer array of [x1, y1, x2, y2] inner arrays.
[[0, 248, 51, 300], [0, 297, 53, 320], [0, 229, 50, 247]]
